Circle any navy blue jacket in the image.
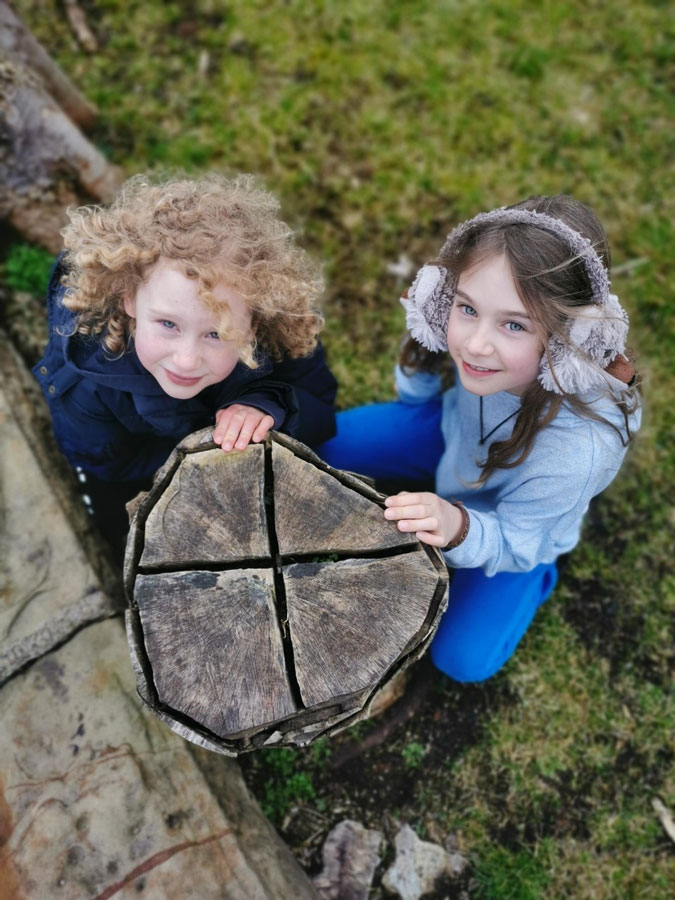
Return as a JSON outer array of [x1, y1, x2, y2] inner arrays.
[[34, 261, 337, 483]]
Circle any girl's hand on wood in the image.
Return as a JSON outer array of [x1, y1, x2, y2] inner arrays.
[[213, 405, 274, 452], [383, 491, 464, 547]]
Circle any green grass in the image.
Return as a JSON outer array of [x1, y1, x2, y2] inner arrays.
[[9, 1, 675, 896], [3, 244, 54, 295], [255, 747, 317, 819], [401, 740, 427, 770], [473, 843, 553, 900]]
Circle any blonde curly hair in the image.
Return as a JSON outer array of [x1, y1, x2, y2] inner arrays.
[[60, 173, 324, 366]]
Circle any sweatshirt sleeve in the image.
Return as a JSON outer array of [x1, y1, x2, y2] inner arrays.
[[394, 365, 443, 404], [443, 426, 619, 574], [270, 342, 338, 447]]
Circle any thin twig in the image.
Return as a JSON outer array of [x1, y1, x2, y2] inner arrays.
[[652, 797, 675, 845], [63, 0, 98, 52], [330, 658, 434, 769], [612, 257, 649, 276]]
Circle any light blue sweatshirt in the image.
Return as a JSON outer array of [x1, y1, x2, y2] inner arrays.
[[395, 365, 641, 576]]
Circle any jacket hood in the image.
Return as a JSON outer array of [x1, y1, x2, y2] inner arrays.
[[55, 293, 165, 396]]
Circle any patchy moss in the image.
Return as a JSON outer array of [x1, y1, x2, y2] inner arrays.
[[4, 244, 55, 295]]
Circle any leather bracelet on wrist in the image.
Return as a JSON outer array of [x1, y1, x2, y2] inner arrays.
[[442, 500, 470, 551]]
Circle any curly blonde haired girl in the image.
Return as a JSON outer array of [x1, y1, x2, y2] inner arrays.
[[60, 172, 324, 365], [34, 172, 337, 554]]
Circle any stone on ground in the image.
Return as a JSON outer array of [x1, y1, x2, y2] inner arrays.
[[382, 823, 468, 900], [313, 819, 382, 900]]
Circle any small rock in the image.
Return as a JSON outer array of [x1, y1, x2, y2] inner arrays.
[[382, 824, 468, 900], [313, 819, 382, 900]]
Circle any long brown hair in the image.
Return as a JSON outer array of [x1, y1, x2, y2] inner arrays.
[[399, 195, 640, 484]]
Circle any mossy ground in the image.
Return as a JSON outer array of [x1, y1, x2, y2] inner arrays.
[[6, 1, 674, 896]]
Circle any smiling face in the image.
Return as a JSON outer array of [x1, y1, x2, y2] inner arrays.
[[124, 258, 252, 399], [446, 254, 545, 397]]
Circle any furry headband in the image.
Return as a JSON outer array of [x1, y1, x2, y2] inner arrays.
[[400, 207, 631, 395]]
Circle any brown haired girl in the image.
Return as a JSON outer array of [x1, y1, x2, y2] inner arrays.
[[319, 195, 640, 682], [34, 173, 337, 552]]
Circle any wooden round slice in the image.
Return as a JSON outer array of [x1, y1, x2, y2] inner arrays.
[[124, 429, 449, 755]]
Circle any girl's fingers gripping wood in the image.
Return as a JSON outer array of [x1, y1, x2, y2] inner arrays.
[[415, 530, 450, 547], [232, 409, 259, 450], [252, 414, 274, 444], [383, 491, 421, 510], [383, 501, 430, 522], [385, 491, 463, 546], [384, 492, 438, 534], [214, 404, 272, 452], [213, 405, 243, 451]]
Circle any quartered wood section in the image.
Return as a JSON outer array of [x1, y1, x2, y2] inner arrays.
[[136, 569, 296, 736], [272, 442, 416, 555], [284, 554, 442, 707], [140, 446, 268, 567], [125, 431, 449, 754]]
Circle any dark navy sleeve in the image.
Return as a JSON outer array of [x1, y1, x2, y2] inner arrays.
[[213, 343, 338, 449], [42, 379, 178, 483], [269, 343, 338, 447]]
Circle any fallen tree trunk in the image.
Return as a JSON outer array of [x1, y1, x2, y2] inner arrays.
[[0, 0, 96, 127], [0, 3, 123, 250], [0, 329, 319, 899]]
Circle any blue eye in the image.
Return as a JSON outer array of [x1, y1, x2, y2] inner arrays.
[[207, 331, 220, 340], [460, 303, 477, 316], [506, 321, 525, 332], [160, 320, 176, 329]]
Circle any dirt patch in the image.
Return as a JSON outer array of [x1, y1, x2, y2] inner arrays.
[[241, 666, 517, 892]]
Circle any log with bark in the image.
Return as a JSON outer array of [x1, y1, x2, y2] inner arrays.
[[0, 1, 123, 250], [124, 429, 450, 755], [0, 328, 320, 900]]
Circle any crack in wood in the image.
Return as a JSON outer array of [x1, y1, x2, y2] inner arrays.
[[263, 441, 305, 711]]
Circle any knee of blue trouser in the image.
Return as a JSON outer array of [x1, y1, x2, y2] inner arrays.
[[317, 398, 443, 482], [430, 638, 503, 683], [429, 561, 559, 683], [540, 563, 558, 601]]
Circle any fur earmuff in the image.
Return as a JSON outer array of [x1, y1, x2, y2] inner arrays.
[[538, 294, 629, 394], [400, 264, 454, 352]]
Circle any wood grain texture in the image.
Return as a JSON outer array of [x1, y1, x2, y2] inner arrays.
[[272, 442, 415, 555], [140, 446, 268, 567], [136, 569, 296, 737], [284, 554, 441, 707], [126, 432, 449, 751]]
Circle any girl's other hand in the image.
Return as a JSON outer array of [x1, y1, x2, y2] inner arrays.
[[213, 404, 274, 452], [383, 491, 464, 548]]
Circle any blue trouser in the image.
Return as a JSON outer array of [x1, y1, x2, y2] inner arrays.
[[318, 398, 557, 682]]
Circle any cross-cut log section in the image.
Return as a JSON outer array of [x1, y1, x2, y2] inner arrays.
[[284, 554, 442, 707], [136, 569, 296, 736], [272, 443, 414, 555], [125, 433, 450, 753], [140, 446, 268, 567]]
